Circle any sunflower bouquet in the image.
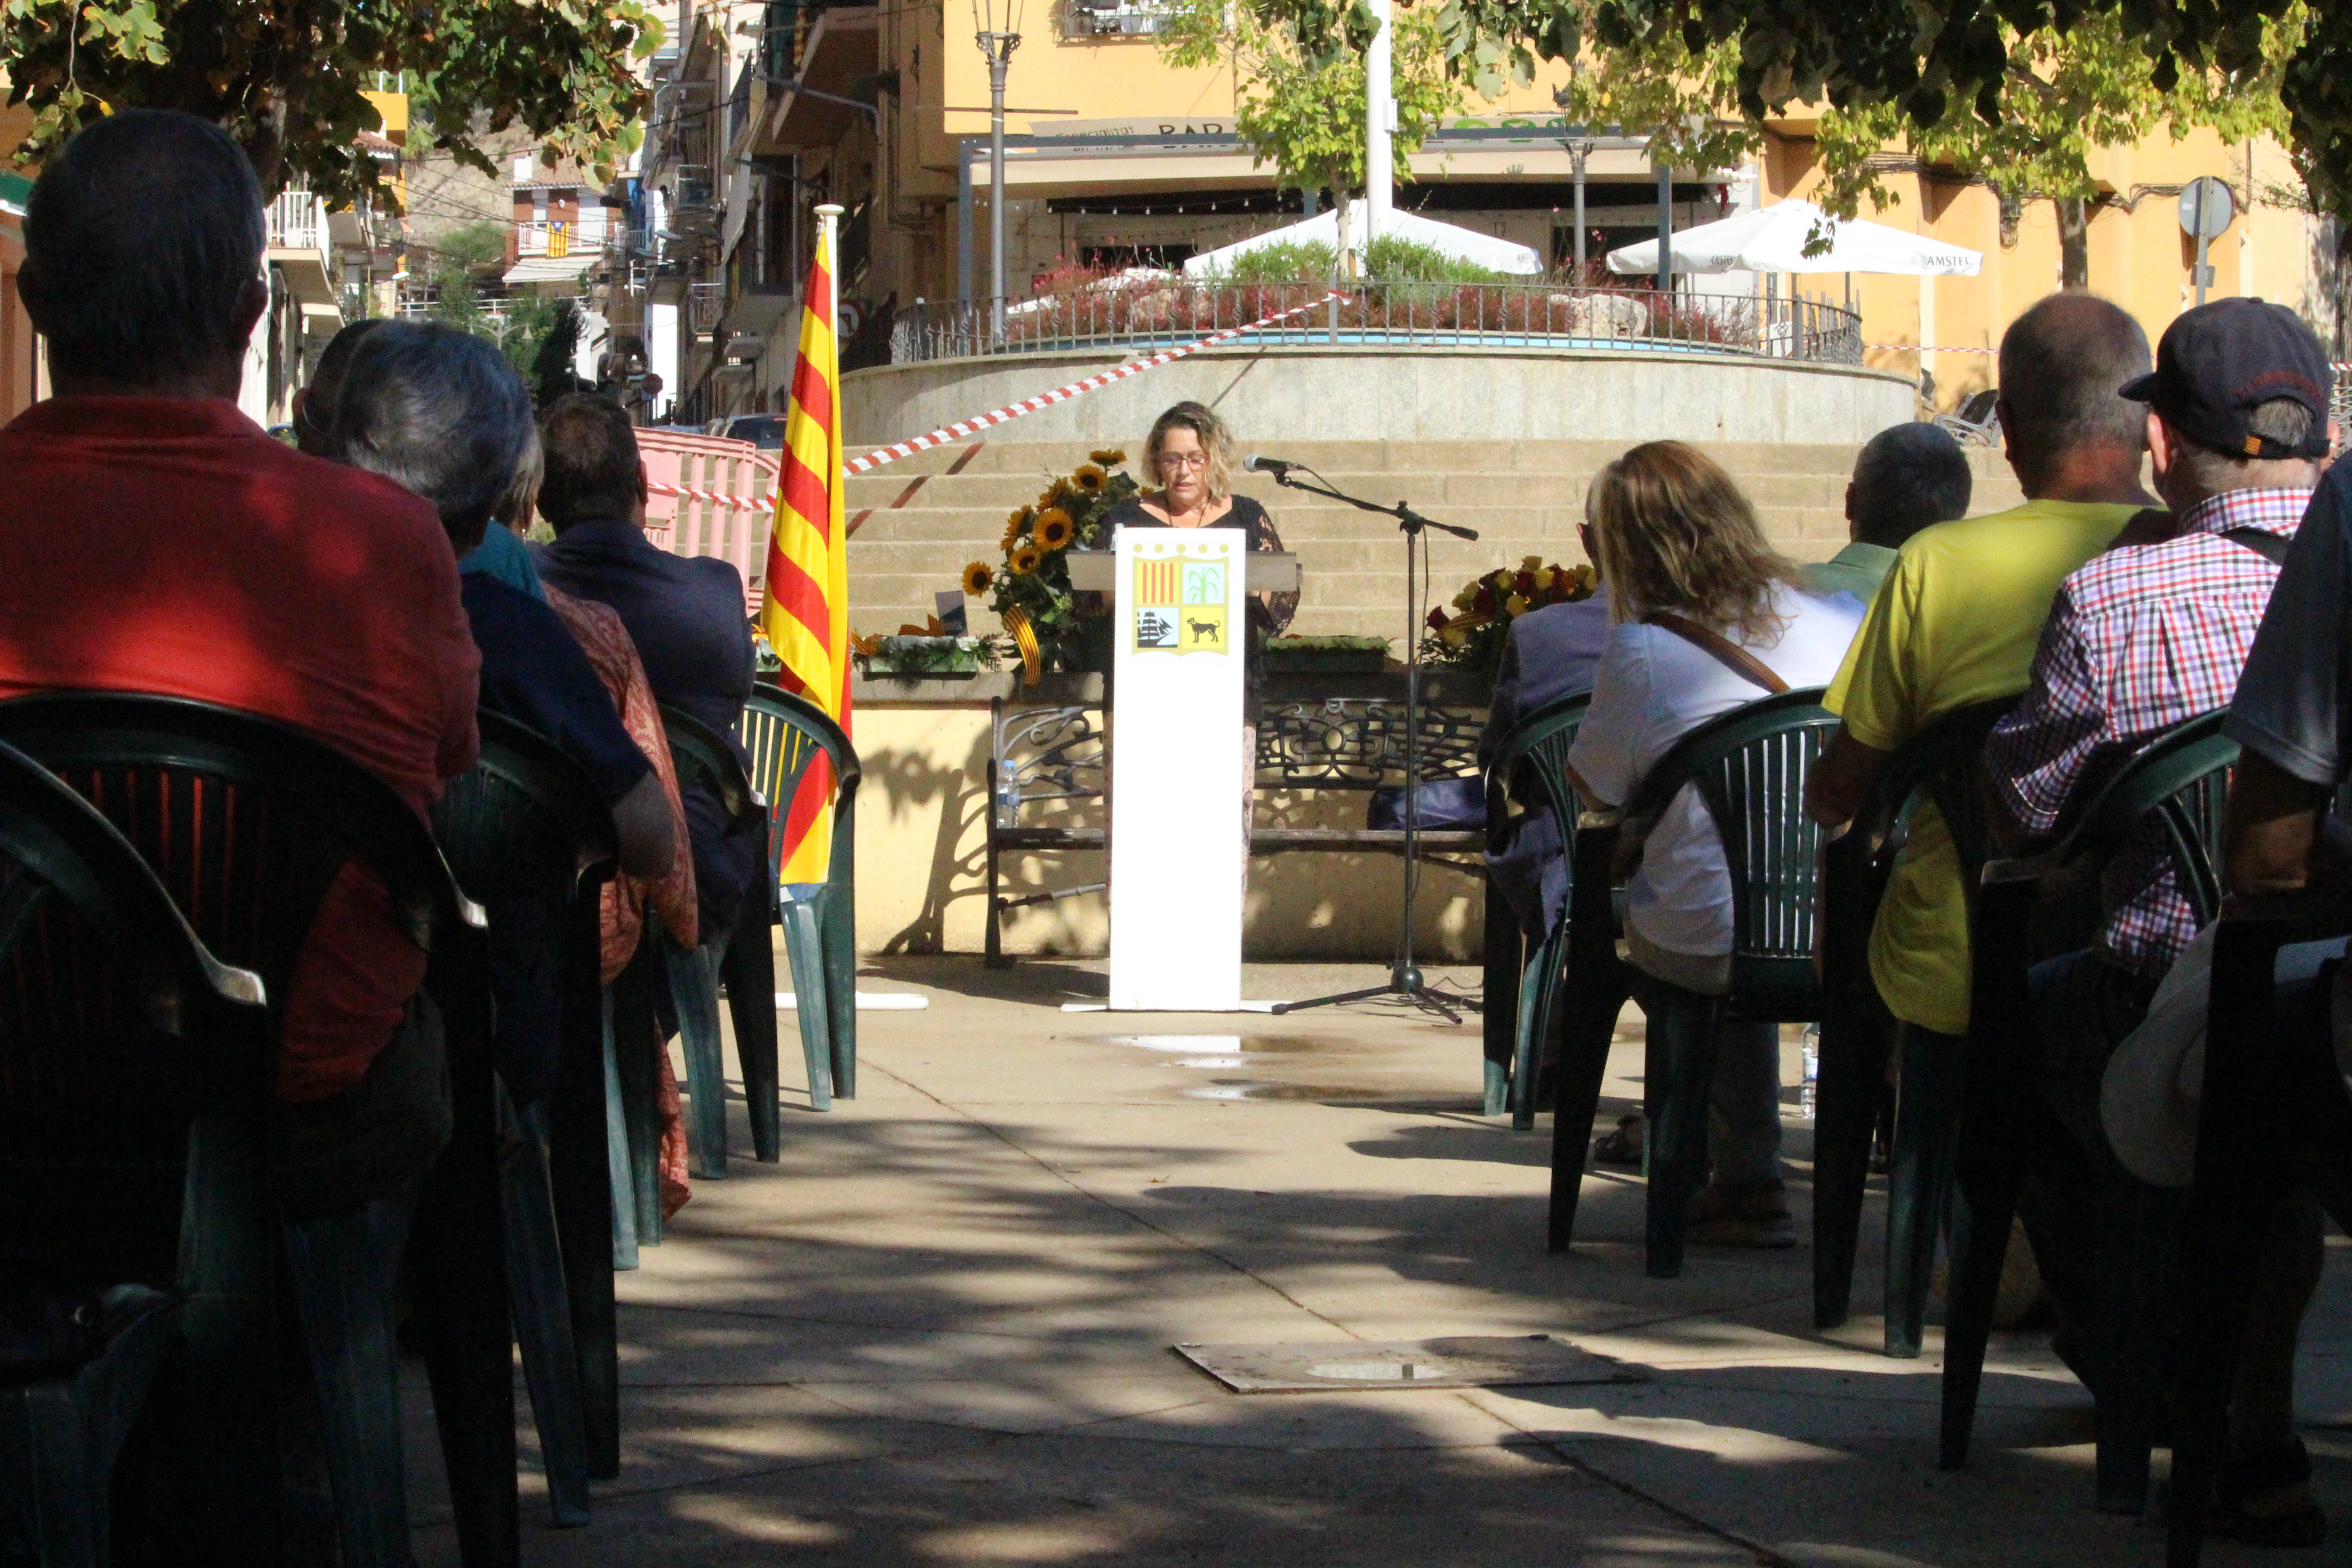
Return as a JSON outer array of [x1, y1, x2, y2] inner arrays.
[[1419, 556, 1598, 675], [961, 448, 1142, 681]]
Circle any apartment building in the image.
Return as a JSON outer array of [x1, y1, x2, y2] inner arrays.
[[616, 0, 2342, 422]]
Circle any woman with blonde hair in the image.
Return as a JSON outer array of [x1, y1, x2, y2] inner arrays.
[[1565, 440, 1864, 1246], [1095, 399, 1296, 636]]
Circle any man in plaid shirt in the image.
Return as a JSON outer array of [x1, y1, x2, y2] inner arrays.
[[1984, 299, 2335, 1542], [1989, 299, 2332, 1082]]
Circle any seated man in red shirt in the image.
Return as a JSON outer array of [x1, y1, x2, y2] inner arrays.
[[0, 109, 480, 1216]]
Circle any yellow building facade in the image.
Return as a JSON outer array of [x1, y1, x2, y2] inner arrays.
[[1760, 118, 2322, 408]]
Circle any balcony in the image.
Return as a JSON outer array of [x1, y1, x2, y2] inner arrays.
[[266, 188, 338, 306], [1063, 0, 1171, 34], [689, 279, 728, 335], [670, 165, 719, 235]]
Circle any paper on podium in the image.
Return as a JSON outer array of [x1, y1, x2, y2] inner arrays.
[[1066, 549, 1297, 594], [1107, 529, 1250, 1011]]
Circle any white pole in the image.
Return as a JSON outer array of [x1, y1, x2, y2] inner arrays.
[[816, 203, 843, 344], [1363, 0, 1392, 263]]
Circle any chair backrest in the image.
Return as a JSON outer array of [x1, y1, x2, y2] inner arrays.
[[0, 693, 480, 1016], [1622, 687, 1838, 1011], [2047, 710, 2239, 926], [0, 738, 265, 1288], [1483, 692, 1592, 849], [737, 683, 860, 887], [658, 703, 758, 827], [431, 711, 619, 905]]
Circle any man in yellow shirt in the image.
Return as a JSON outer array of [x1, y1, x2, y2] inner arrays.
[[1804, 291, 2156, 1353]]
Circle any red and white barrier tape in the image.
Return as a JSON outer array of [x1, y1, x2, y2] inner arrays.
[[648, 480, 774, 514], [845, 292, 1347, 475]]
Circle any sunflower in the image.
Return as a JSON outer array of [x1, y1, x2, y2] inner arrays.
[[1071, 463, 1108, 494], [1036, 512, 1076, 551], [962, 560, 994, 596], [1007, 504, 1036, 531], [1010, 545, 1044, 576], [1034, 504, 1073, 538], [1089, 448, 1127, 466]]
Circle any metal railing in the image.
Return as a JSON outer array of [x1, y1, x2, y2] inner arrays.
[[889, 280, 1863, 367], [688, 279, 728, 334], [267, 189, 326, 253]]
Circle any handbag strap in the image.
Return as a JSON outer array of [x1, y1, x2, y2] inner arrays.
[[2222, 526, 2292, 567], [1639, 611, 1789, 695]]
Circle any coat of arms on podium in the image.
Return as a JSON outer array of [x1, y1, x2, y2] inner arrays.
[[1132, 553, 1228, 655]]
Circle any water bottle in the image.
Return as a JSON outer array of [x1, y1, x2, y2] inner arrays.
[[1800, 1023, 1820, 1122]]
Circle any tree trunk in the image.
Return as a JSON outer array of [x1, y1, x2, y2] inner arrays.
[[1334, 187, 1355, 279], [2056, 196, 2089, 289], [2332, 212, 2352, 361]]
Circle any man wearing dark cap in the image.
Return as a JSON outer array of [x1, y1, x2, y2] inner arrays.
[[1984, 296, 2334, 1544]]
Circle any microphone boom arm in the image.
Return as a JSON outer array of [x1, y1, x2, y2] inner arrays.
[[1263, 467, 1480, 541]]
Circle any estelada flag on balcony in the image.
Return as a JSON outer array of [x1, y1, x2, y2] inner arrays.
[[758, 225, 852, 885]]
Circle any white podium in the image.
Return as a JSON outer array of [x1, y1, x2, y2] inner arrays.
[[1104, 529, 1249, 1011]]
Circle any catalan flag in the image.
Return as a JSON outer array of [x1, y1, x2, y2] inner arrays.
[[759, 223, 851, 884]]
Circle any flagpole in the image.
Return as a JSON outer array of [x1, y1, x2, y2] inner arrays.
[[815, 203, 843, 350]]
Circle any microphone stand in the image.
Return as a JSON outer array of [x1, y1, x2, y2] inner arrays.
[[1259, 466, 1480, 1023]]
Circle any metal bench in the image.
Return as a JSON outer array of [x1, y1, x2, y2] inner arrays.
[[984, 672, 1490, 965]]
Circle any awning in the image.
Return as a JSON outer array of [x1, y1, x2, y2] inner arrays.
[[503, 254, 596, 287], [1607, 198, 1982, 277], [1183, 200, 1543, 276]]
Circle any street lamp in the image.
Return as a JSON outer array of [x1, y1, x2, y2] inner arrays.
[[972, 0, 1024, 342]]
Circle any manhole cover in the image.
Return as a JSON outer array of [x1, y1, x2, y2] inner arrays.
[[1173, 1336, 1642, 1394]]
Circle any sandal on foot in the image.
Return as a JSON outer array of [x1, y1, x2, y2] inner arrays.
[[2209, 1438, 2327, 1548], [1592, 1112, 1645, 1166]]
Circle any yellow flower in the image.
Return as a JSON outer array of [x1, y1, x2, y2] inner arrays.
[[1036, 512, 1076, 550], [1008, 505, 1035, 530], [1033, 505, 1073, 539], [1487, 569, 1513, 591], [1452, 588, 1475, 611], [1504, 593, 1530, 616], [1520, 554, 1543, 572], [1533, 568, 1555, 590], [1000, 522, 1025, 553], [1010, 545, 1044, 575], [1089, 448, 1127, 466], [962, 561, 994, 596], [1072, 464, 1108, 493], [1440, 625, 1468, 649]]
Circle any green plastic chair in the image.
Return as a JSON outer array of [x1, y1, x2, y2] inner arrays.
[[0, 738, 265, 1568], [737, 684, 860, 1115], [1812, 697, 2013, 1345], [1481, 692, 1592, 1128], [1553, 687, 1837, 1278], [0, 693, 479, 1568], [1940, 711, 2238, 1516]]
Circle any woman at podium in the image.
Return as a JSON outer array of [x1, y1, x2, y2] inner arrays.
[[1096, 400, 1298, 638]]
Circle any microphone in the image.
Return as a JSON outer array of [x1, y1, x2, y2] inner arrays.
[[1244, 453, 1300, 475]]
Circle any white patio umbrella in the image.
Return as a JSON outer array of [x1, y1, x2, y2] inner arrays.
[[1183, 199, 1542, 278], [1605, 199, 1981, 277]]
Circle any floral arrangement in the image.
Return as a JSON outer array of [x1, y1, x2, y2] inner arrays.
[[1420, 555, 1598, 672], [961, 448, 1142, 681]]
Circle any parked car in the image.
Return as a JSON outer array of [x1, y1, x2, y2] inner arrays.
[[707, 414, 785, 451]]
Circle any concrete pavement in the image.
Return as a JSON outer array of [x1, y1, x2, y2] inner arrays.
[[407, 957, 2352, 1566]]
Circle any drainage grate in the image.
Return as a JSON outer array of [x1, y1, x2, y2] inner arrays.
[[1173, 1335, 1642, 1394]]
